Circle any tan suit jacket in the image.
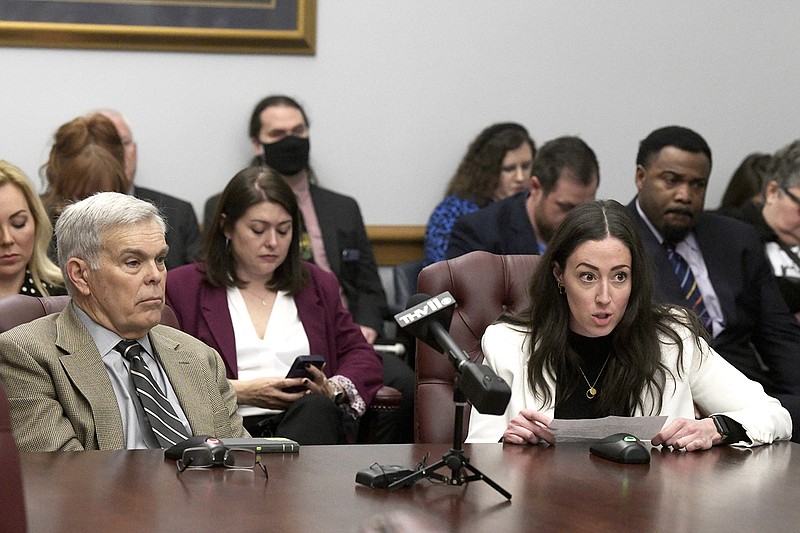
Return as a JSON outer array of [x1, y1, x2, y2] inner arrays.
[[0, 303, 247, 452]]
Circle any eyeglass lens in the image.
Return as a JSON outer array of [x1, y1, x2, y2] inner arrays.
[[178, 447, 215, 470], [223, 449, 256, 469]]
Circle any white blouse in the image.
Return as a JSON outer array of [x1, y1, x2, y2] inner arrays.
[[227, 287, 310, 417]]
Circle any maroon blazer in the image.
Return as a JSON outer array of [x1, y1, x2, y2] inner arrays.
[[165, 262, 383, 407]]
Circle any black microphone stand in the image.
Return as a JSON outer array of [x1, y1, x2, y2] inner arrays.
[[387, 374, 512, 500]]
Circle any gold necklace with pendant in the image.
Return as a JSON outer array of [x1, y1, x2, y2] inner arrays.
[[577, 350, 612, 400]]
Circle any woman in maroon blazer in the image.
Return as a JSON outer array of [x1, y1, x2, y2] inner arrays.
[[166, 167, 383, 444]]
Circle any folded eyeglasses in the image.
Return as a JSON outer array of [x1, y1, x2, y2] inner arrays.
[[176, 446, 268, 477]]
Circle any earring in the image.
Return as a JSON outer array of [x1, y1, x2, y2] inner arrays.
[[558, 282, 565, 295]]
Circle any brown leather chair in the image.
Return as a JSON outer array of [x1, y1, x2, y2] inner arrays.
[[0, 294, 180, 332], [415, 251, 540, 443], [0, 294, 400, 444], [0, 380, 27, 533]]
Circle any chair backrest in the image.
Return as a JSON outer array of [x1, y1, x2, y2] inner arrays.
[[0, 294, 180, 334], [415, 251, 540, 443], [0, 380, 27, 533]]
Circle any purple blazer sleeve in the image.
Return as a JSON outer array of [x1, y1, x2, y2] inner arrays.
[[165, 262, 384, 408], [165, 263, 239, 378], [295, 264, 384, 407]]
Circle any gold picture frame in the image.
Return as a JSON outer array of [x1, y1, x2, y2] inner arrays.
[[0, 0, 316, 55]]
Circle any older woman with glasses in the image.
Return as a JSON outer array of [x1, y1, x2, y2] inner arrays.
[[722, 140, 800, 313]]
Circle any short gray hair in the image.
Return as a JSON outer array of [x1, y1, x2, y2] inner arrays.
[[55, 192, 166, 294], [771, 140, 800, 189]]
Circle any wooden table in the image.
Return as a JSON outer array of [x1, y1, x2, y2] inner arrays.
[[19, 441, 800, 532]]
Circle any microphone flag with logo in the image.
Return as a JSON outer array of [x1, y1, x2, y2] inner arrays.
[[395, 292, 511, 415]]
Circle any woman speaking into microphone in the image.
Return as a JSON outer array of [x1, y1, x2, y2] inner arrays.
[[467, 200, 791, 450]]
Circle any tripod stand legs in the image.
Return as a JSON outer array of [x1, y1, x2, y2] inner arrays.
[[387, 448, 511, 500], [387, 385, 511, 499]]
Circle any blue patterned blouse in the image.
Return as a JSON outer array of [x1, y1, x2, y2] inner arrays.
[[423, 195, 482, 266]]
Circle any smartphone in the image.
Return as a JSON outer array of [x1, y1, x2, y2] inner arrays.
[[284, 355, 325, 393]]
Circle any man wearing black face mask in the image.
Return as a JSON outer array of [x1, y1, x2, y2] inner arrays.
[[260, 130, 310, 176], [203, 96, 414, 443], [204, 96, 386, 340]]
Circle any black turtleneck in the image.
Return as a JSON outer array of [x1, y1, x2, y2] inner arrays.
[[555, 330, 614, 420], [554, 330, 750, 445]]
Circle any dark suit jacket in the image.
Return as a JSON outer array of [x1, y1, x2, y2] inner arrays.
[[626, 200, 800, 397], [134, 186, 200, 270], [0, 303, 247, 452], [446, 191, 540, 259], [203, 182, 387, 332], [165, 262, 384, 407]]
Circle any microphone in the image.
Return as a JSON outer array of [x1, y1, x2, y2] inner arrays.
[[395, 292, 511, 415]]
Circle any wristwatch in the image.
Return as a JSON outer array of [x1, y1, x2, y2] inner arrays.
[[709, 414, 731, 445], [329, 380, 346, 405]]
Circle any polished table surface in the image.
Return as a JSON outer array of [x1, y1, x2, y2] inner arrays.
[[19, 441, 800, 532]]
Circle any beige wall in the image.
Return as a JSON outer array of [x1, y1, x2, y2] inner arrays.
[[3, 1, 799, 225]]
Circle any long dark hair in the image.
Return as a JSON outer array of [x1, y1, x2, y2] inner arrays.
[[446, 123, 535, 206], [720, 153, 771, 209], [203, 166, 307, 294], [504, 200, 704, 415]]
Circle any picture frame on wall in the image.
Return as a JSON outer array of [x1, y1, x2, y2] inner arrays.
[[0, 0, 316, 54]]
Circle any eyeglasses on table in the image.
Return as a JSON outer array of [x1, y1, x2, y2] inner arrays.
[[176, 446, 268, 477]]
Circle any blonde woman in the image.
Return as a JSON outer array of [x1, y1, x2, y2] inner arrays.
[[0, 161, 64, 297]]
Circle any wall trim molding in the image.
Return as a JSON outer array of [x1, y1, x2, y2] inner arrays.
[[366, 225, 425, 266]]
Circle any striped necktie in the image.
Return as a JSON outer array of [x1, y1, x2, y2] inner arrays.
[[663, 242, 713, 332], [116, 340, 190, 448]]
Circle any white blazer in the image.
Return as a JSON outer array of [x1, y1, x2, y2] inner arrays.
[[467, 315, 792, 446]]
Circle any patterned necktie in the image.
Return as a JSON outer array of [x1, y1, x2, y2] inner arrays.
[[663, 242, 713, 331], [116, 340, 190, 448]]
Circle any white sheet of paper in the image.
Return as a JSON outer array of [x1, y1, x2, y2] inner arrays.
[[548, 415, 668, 442]]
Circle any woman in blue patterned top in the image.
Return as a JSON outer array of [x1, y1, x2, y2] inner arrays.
[[423, 123, 536, 265]]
